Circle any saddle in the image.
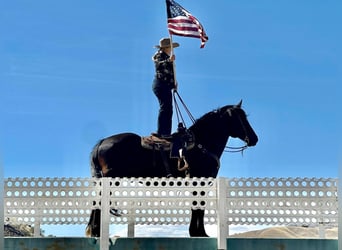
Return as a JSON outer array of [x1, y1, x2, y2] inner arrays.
[[141, 129, 195, 158], [141, 135, 172, 151]]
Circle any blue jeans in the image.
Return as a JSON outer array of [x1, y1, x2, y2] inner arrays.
[[152, 79, 173, 136]]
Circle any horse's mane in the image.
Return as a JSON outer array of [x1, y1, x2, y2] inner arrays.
[[189, 105, 236, 131], [191, 105, 236, 127]]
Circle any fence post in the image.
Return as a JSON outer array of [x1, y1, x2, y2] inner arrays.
[[127, 222, 135, 237], [34, 221, 41, 237], [217, 177, 228, 250], [127, 202, 135, 237], [318, 222, 325, 239], [100, 178, 111, 250]]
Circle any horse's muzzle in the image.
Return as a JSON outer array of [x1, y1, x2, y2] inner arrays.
[[246, 135, 258, 146]]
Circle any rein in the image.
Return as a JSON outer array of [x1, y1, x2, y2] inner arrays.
[[173, 91, 249, 156], [197, 144, 220, 170], [173, 90, 196, 126]]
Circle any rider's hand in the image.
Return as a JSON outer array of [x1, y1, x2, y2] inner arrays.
[[169, 54, 175, 62], [173, 81, 178, 91]]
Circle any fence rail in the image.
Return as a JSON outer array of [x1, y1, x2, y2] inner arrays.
[[4, 177, 338, 250]]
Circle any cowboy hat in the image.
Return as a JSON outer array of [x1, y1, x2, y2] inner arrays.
[[154, 37, 179, 49]]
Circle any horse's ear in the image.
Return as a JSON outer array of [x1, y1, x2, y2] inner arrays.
[[236, 99, 243, 108]]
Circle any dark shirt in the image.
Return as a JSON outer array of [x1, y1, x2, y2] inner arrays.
[[153, 50, 175, 87]]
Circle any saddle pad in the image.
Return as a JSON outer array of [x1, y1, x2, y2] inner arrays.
[[141, 135, 171, 151]]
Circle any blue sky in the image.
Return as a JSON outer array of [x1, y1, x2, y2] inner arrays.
[[1, 0, 341, 237]]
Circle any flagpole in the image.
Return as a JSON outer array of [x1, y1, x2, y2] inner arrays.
[[165, 0, 177, 91], [168, 34, 177, 91]]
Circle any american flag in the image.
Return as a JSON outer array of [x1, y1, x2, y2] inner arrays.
[[166, 0, 208, 48]]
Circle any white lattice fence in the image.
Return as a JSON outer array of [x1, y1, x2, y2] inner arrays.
[[4, 178, 101, 229], [3, 176, 339, 250], [4, 177, 217, 234], [106, 177, 217, 225], [226, 177, 338, 227]]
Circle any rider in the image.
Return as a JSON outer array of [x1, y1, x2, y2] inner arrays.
[[152, 37, 179, 139]]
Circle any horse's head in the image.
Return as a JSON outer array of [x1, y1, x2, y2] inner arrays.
[[190, 100, 258, 152], [186, 100, 258, 177], [224, 100, 258, 146]]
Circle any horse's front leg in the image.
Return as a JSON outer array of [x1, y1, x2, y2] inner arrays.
[[189, 208, 209, 237]]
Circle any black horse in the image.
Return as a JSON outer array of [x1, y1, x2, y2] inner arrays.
[[86, 100, 258, 237]]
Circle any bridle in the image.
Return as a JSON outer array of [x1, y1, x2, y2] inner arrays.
[[224, 143, 248, 153], [223, 107, 249, 154]]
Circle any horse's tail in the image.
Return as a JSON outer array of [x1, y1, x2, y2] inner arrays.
[[90, 139, 104, 178], [86, 140, 105, 237]]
